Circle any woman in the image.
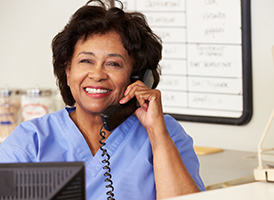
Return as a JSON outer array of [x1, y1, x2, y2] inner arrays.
[[0, 0, 205, 199]]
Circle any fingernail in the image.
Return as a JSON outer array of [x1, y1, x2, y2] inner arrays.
[[124, 90, 128, 96], [119, 98, 125, 103]]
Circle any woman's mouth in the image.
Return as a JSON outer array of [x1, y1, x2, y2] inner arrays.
[[83, 87, 112, 98], [84, 87, 111, 94]]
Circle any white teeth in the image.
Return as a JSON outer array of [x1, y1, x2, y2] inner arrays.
[[85, 88, 110, 94]]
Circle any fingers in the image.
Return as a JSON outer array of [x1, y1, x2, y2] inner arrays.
[[125, 80, 147, 96], [119, 80, 147, 104], [119, 80, 162, 111], [119, 80, 151, 103]]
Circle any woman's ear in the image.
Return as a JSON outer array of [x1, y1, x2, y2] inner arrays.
[[65, 64, 71, 87]]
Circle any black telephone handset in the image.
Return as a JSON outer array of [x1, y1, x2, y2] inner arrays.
[[99, 70, 154, 200], [100, 69, 154, 131]]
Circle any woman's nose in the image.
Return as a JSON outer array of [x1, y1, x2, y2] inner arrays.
[[87, 66, 107, 82]]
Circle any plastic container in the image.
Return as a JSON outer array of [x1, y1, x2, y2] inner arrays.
[[0, 88, 21, 142], [21, 88, 53, 121]]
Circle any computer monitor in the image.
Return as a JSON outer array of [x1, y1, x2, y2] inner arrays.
[[0, 162, 85, 200]]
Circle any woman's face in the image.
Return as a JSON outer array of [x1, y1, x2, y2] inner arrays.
[[66, 31, 133, 114]]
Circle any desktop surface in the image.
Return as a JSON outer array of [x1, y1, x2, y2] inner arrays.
[[197, 149, 274, 189], [164, 181, 274, 200]]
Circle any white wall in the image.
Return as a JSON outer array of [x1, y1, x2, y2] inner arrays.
[[0, 0, 88, 89], [1, 0, 274, 152]]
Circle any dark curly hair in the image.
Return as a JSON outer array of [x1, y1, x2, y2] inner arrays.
[[52, 0, 162, 106]]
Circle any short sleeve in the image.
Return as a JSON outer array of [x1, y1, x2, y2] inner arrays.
[[164, 115, 206, 191]]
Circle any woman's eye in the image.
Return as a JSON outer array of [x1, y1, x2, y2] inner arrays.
[[108, 62, 121, 67], [80, 59, 92, 64]]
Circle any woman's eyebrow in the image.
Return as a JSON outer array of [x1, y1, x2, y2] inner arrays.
[[78, 51, 94, 56], [108, 53, 126, 64]]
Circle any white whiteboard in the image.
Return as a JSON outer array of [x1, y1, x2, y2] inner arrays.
[[117, 0, 252, 125]]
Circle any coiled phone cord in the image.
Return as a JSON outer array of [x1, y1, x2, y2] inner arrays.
[[99, 123, 115, 200]]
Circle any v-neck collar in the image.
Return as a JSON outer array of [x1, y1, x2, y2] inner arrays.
[[61, 107, 136, 177]]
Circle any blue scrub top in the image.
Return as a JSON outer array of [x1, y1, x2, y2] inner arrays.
[[0, 107, 205, 199]]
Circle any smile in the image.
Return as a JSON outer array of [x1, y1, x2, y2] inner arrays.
[[84, 88, 111, 94]]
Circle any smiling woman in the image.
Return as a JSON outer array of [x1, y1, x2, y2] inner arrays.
[[0, 0, 205, 199], [65, 32, 133, 117]]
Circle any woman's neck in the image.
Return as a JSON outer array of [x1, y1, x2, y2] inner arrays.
[[69, 107, 111, 156]]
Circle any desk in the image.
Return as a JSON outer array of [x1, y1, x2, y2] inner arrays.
[[197, 149, 274, 189], [165, 182, 274, 200]]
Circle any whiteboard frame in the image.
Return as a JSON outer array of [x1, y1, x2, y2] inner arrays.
[[166, 0, 252, 125]]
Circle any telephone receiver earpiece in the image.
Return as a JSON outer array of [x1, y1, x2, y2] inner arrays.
[[130, 69, 154, 88], [100, 69, 155, 131]]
